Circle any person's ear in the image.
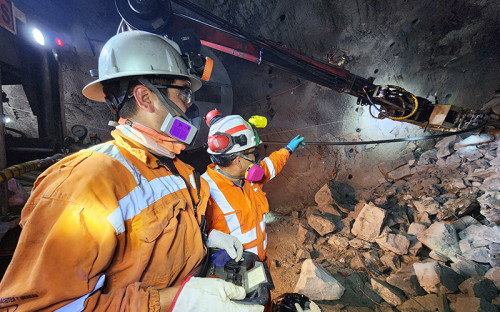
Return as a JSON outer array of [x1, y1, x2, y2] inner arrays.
[[133, 85, 155, 113], [234, 156, 243, 169]]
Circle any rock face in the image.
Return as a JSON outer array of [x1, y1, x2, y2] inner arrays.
[[413, 261, 465, 294], [294, 259, 345, 300], [351, 203, 387, 242], [375, 233, 410, 255], [386, 265, 426, 297], [370, 278, 405, 306], [458, 276, 498, 301], [477, 191, 500, 224], [307, 214, 336, 236], [417, 222, 461, 261], [449, 296, 498, 312], [398, 294, 449, 312], [314, 184, 335, 206]]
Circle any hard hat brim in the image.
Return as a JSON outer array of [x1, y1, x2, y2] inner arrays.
[[82, 71, 202, 103]]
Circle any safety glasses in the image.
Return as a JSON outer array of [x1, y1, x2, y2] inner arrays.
[[242, 149, 260, 163], [154, 85, 193, 104]]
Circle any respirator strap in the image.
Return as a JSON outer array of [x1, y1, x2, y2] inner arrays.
[[138, 78, 190, 120]]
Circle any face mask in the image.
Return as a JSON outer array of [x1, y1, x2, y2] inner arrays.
[[139, 78, 199, 145], [244, 163, 265, 182], [240, 154, 264, 182]]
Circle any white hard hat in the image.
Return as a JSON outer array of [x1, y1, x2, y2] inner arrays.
[[82, 30, 202, 102], [207, 114, 257, 155]]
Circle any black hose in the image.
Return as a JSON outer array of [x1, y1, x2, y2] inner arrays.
[[263, 121, 487, 146]]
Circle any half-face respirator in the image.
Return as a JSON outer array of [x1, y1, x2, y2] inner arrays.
[[139, 78, 200, 145], [240, 153, 265, 182]]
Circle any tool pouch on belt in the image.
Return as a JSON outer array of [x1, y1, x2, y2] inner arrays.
[[194, 247, 274, 306]]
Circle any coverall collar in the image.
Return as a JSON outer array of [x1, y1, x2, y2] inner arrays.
[[206, 164, 244, 188], [111, 129, 164, 169]]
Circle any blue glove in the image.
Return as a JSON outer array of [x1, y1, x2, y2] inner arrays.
[[286, 135, 306, 153]]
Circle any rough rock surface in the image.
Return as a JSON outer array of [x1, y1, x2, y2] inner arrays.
[[351, 203, 387, 242], [413, 261, 465, 294], [294, 259, 345, 300], [417, 222, 461, 261]]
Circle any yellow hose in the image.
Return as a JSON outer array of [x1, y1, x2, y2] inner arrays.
[[0, 154, 64, 184], [387, 85, 419, 120]]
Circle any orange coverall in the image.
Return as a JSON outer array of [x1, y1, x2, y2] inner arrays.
[[0, 130, 209, 311], [202, 148, 290, 261]]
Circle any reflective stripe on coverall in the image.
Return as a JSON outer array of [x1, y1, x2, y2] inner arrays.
[[0, 129, 209, 311], [202, 148, 290, 261]]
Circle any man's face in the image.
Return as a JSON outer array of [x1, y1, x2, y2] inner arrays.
[[165, 79, 192, 114], [152, 79, 192, 130]]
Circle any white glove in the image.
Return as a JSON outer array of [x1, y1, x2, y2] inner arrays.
[[171, 277, 264, 312], [207, 230, 244, 261], [294, 301, 322, 312]]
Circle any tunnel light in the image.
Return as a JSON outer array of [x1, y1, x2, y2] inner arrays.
[[32, 28, 45, 46], [55, 38, 64, 47], [2, 116, 12, 123]]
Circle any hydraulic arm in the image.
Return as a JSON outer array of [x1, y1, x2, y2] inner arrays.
[[115, 0, 482, 131]]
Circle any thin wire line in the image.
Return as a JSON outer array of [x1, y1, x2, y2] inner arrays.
[[244, 83, 306, 106], [261, 118, 358, 136]]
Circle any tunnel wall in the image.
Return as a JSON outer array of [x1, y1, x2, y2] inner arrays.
[[3, 0, 500, 214]]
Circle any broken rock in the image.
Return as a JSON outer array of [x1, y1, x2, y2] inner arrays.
[[370, 278, 405, 306], [417, 222, 461, 261], [413, 197, 440, 215], [351, 203, 387, 242], [307, 214, 336, 236], [458, 276, 498, 301], [477, 191, 500, 225], [452, 215, 481, 232], [451, 258, 488, 278], [375, 233, 410, 255], [294, 259, 345, 300], [485, 267, 500, 290], [437, 194, 479, 220], [314, 184, 335, 206], [398, 294, 449, 312], [449, 296, 498, 312], [462, 247, 492, 263], [413, 261, 465, 294], [327, 235, 349, 250], [407, 223, 428, 236], [386, 265, 426, 297]]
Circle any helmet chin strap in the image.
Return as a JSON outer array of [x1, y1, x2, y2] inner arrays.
[[215, 167, 245, 181]]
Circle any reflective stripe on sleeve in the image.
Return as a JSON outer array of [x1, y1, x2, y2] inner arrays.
[[203, 172, 257, 244], [201, 173, 235, 215], [263, 157, 276, 179], [87, 143, 141, 184], [245, 246, 258, 256], [54, 275, 106, 312], [107, 175, 187, 235], [263, 233, 267, 250], [260, 218, 265, 233], [229, 225, 257, 245], [90, 143, 188, 235]]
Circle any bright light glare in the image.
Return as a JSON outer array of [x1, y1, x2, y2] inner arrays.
[[56, 38, 64, 46], [32, 28, 45, 46], [2, 116, 12, 123]]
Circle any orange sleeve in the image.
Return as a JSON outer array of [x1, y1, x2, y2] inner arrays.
[[205, 196, 231, 235], [0, 159, 158, 312], [259, 148, 290, 184]]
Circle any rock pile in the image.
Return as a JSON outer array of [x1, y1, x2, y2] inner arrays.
[[291, 132, 500, 311]]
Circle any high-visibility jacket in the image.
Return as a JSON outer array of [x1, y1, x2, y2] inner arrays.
[[202, 148, 290, 261], [0, 130, 209, 312]]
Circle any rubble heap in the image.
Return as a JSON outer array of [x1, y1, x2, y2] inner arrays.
[[289, 132, 500, 311]]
